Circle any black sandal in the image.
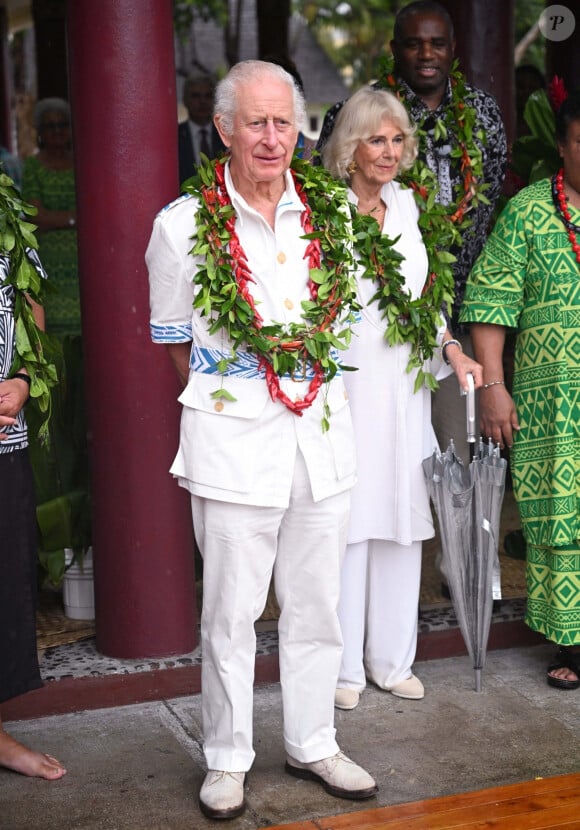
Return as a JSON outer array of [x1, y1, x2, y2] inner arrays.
[[546, 647, 580, 690]]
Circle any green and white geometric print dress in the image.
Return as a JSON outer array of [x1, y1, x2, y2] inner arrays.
[[460, 178, 580, 647]]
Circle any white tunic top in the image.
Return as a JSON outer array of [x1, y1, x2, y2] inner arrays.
[[345, 180, 449, 545]]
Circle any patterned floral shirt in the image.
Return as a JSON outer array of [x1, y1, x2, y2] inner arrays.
[[316, 75, 507, 329]]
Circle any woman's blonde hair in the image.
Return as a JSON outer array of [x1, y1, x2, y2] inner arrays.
[[322, 86, 417, 181]]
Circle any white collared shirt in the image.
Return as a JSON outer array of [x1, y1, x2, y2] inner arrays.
[[146, 163, 356, 507]]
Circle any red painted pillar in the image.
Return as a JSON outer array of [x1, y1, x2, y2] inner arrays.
[[66, 0, 197, 657]]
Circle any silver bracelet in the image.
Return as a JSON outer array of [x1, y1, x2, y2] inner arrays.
[[482, 379, 505, 390], [441, 338, 462, 365]]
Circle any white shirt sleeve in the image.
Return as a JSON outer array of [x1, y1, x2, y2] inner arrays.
[[146, 198, 197, 343]]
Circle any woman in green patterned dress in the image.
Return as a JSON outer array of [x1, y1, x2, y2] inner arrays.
[[22, 100, 88, 535], [460, 91, 580, 690], [22, 98, 79, 338]]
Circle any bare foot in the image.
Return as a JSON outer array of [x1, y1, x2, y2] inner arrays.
[[548, 666, 579, 684], [0, 729, 66, 779], [546, 647, 580, 690]]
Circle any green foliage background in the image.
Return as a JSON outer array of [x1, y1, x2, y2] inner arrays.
[[298, 0, 546, 89], [174, 0, 546, 88]]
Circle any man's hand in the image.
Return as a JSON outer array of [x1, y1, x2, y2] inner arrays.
[[479, 384, 520, 448]]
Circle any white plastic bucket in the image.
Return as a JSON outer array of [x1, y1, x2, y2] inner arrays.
[[63, 547, 95, 620]]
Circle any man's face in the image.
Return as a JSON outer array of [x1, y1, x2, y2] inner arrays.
[[216, 77, 298, 189], [184, 81, 215, 125], [391, 12, 455, 101]]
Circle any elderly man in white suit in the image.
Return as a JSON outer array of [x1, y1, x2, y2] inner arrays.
[[146, 60, 377, 821]]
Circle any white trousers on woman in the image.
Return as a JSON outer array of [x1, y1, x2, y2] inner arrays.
[[191, 452, 350, 772], [337, 538, 422, 691]]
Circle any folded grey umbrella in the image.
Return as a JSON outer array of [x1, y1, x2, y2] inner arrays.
[[423, 375, 507, 691]]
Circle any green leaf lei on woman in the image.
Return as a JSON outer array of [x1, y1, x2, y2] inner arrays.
[[352, 56, 491, 390]]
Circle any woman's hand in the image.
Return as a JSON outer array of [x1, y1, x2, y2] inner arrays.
[[444, 345, 483, 391]]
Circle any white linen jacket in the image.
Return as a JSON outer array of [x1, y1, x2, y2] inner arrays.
[[146, 165, 357, 508]]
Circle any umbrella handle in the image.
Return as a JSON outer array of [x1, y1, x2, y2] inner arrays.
[[461, 372, 476, 447]]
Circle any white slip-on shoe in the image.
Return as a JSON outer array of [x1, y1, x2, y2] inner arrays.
[[285, 751, 378, 800], [199, 770, 246, 820], [388, 673, 424, 700], [334, 688, 360, 710]]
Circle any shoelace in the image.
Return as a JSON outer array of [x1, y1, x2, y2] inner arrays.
[[207, 771, 244, 786], [318, 752, 352, 772]]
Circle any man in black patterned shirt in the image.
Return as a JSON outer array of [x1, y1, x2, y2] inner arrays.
[[316, 0, 507, 464]]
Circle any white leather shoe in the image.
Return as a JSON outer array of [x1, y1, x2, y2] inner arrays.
[[285, 751, 378, 800], [334, 688, 360, 710], [388, 673, 424, 700], [199, 770, 246, 819]]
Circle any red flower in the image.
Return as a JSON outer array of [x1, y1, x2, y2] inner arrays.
[[548, 75, 568, 113]]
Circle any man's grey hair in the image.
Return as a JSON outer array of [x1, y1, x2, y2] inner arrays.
[[215, 60, 306, 137]]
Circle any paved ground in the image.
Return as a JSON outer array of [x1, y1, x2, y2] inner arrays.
[[2, 643, 579, 830]]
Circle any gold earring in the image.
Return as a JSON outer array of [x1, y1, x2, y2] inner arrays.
[[347, 160, 358, 175]]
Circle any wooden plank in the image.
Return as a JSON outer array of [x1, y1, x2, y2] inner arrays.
[[315, 800, 580, 830], [264, 774, 580, 830]]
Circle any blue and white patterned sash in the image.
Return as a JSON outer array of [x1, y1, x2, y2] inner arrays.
[[190, 345, 341, 381]]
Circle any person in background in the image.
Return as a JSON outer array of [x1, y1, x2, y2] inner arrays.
[[460, 90, 580, 691], [22, 98, 79, 339], [0, 235, 66, 779], [22, 98, 87, 530], [178, 72, 225, 188], [322, 86, 482, 711], [146, 59, 377, 821]]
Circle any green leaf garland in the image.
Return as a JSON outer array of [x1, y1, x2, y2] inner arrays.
[[352, 199, 454, 393], [355, 56, 491, 390], [375, 56, 490, 225], [185, 154, 360, 430]]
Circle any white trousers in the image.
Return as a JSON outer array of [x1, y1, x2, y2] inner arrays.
[[337, 539, 422, 691], [191, 451, 350, 772]]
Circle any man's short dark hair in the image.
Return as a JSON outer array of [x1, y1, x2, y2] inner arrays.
[[393, 1, 455, 42], [183, 72, 217, 100]]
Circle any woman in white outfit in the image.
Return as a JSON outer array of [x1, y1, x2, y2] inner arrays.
[[322, 87, 482, 709]]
